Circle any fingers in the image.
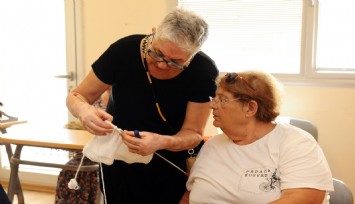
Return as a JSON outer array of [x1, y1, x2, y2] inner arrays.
[[121, 131, 139, 145], [79, 106, 114, 135], [122, 137, 141, 153], [134, 130, 141, 138], [121, 131, 143, 150], [123, 130, 145, 139], [85, 120, 113, 135], [97, 108, 113, 122], [121, 131, 155, 156]]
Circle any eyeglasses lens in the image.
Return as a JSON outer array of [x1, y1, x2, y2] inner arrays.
[[148, 49, 185, 70]]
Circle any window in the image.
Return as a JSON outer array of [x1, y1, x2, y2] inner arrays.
[[0, 0, 78, 179], [315, 0, 355, 72], [0, 0, 75, 128], [179, 0, 355, 85]]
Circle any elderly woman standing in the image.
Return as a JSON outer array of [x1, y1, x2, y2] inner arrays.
[[66, 8, 218, 204], [180, 71, 333, 204]]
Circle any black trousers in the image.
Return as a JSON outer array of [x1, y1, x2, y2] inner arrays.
[[0, 184, 11, 204]]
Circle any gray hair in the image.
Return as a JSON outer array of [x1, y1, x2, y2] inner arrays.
[[155, 8, 208, 54]]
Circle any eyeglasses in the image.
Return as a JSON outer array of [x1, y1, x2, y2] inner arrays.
[[225, 72, 256, 92], [147, 33, 188, 70], [147, 49, 186, 70], [209, 96, 241, 106]]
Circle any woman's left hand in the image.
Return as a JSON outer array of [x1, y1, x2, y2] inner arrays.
[[121, 130, 164, 155]]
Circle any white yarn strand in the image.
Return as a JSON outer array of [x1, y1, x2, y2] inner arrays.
[[100, 163, 108, 204], [67, 155, 85, 190], [154, 152, 188, 175]]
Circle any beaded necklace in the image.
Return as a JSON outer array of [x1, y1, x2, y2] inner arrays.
[[141, 34, 150, 55], [141, 34, 194, 176], [141, 35, 196, 176], [141, 34, 177, 133]]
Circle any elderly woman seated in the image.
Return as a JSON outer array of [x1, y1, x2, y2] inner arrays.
[[180, 71, 334, 204]]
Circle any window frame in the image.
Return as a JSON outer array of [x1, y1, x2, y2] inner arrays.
[[276, 0, 355, 86]]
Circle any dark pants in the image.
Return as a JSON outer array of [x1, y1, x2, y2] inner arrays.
[[100, 156, 188, 204], [0, 184, 11, 204]]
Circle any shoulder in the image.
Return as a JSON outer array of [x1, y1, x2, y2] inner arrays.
[[273, 123, 333, 191], [196, 133, 229, 159], [174, 51, 219, 102], [261, 123, 319, 155], [274, 122, 317, 144], [203, 133, 230, 149], [270, 123, 322, 162], [188, 51, 219, 78], [182, 51, 219, 86], [92, 34, 145, 84], [95, 34, 144, 59]]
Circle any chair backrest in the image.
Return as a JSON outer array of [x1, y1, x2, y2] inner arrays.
[[276, 116, 318, 141], [289, 117, 318, 141], [329, 178, 353, 204]]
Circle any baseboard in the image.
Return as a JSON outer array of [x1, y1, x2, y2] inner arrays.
[[0, 179, 55, 193]]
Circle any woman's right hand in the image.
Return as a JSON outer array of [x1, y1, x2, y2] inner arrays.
[[77, 103, 114, 135]]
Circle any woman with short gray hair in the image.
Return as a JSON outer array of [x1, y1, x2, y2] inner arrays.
[[66, 8, 218, 204]]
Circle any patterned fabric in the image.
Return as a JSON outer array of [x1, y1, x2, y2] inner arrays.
[[55, 156, 99, 204]]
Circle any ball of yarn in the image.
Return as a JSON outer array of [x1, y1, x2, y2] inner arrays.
[[68, 178, 80, 190]]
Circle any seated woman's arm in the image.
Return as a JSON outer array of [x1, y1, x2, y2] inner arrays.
[[269, 188, 326, 204]]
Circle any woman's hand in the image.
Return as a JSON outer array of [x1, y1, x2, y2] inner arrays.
[[77, 103, 113, 135], [121, 131, 164, 155]]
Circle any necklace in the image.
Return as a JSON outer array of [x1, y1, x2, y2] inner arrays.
[[141, 34, 150, 56], [140, 35, 196, 176], [140, 35, 176, 133]]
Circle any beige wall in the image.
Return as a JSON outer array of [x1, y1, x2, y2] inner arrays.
[[77, 0, 175, 80], [281, 85, 355, 194], [79, 0, 355, 195]]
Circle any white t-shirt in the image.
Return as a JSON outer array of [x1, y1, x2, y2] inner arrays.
[[186, 123, 334, 204]]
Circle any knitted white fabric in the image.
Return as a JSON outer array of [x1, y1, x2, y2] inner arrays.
[[82, 122, 153, 165], [68, 122, 153, 191], [82, 127, 121, 165]]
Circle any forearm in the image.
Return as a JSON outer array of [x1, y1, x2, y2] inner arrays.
[[268, 189, 326, 204], [164, 128, 203, 151], [66, 70, 110, 118], [66, 91, 91, 118], [162, 102, 210, 151]]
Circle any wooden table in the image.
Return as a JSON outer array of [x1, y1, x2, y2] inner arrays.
[[0, 124, 96, 203]]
